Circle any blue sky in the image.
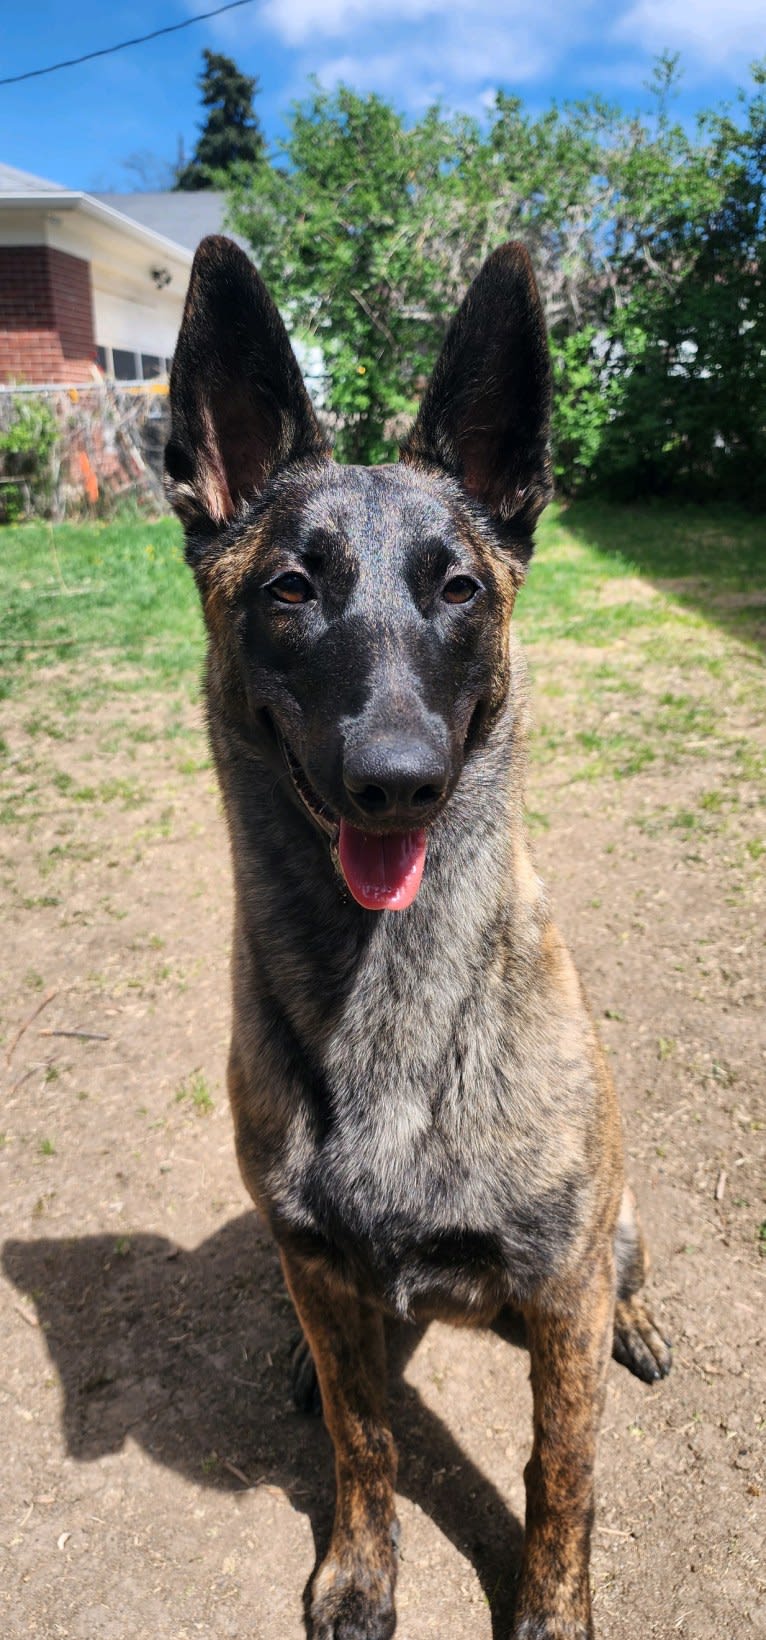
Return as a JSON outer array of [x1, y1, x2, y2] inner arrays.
[[1, 0, 764, 192]]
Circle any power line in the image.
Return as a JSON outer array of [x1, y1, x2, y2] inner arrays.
[[0, 0, 257, 88]]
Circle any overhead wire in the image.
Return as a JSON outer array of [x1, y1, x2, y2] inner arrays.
[[0, 0, 257, 87]]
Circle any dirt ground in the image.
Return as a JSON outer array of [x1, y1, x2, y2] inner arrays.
[[1, 596, 764, 1637]]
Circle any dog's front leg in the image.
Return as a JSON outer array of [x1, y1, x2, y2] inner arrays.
[[281, 1251, 398, 1640], [514, 1258, 614, 1640]]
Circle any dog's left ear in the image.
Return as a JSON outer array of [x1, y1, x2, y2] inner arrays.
[[165, 236, 327, 554], [400, 242, 552, 549]]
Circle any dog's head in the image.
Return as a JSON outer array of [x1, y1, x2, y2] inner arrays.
[[165, 236, 551, 911]]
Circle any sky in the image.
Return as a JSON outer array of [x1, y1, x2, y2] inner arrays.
[[1, 0, 764, 193]]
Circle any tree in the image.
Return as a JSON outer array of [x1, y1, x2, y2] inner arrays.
[[226, 85, 607, 462], [226, 66, 766, 500], [588, 57, 766, 501], [121, 148, 176, 191], [227, 87, 469, 460], [175, 50, 263, 191]]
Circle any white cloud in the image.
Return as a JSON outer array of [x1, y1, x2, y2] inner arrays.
[[617, 0, 766, 64], [262, 2, 584, 110], [260, 0, 587, 65], [261, 0, 467, 49], [199, 0, 765, 117], [315, 24, 551, 102]]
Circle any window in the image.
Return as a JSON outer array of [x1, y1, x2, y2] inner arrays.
[[113, 349, 139, 381], [95, 347, 170, 382]]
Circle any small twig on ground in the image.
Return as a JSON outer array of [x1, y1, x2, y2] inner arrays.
[[13, 1302, 39, 1328], [39, 1028, 110, 1042], [6, 990, 58, 1065], [35, 587, 93, 599], [9, 1066, 37, 1095], [715, 1168, 727, 1203], [221, 1459, 252, 1487]]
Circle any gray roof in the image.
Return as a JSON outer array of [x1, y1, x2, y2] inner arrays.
[[0, 164, 234, 261], [92, 190, 249, 254], [0, 161, 70, 196]]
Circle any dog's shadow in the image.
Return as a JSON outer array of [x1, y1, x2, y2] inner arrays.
[[3, 1213, 527, 1638]]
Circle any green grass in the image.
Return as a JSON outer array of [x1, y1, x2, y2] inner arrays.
[[511, 503, 766, 797], [0, 516, 203, 699], [174, 1070, 214, 1114], [520, 501, 765, 648]]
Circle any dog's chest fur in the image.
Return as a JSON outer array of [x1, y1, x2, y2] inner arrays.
[[227, 725, 597, 1319]]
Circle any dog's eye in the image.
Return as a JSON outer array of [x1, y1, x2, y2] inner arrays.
[[268, 573, 315, 606], [442, 575, 479, 605]]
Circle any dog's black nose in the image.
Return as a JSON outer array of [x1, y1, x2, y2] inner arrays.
[[343, 735, 449, 823]]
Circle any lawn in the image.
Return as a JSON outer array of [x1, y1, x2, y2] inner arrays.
[[0, 501, 764, 1640]]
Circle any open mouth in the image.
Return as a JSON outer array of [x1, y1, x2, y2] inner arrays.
[[277, 728, 428, 913], [279, 730, 339, 839]]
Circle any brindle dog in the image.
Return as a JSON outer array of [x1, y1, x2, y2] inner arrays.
[[164, 236, 671, 1640]]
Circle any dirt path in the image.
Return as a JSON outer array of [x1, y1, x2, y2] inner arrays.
[[1, 607, 764, 1637]]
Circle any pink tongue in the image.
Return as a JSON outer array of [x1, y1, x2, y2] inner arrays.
[[338, 821, 427, 911]]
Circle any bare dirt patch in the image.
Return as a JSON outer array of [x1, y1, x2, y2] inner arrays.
[[1, 616, 764, 1639]]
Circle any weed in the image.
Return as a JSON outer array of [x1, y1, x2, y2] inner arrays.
[[175, 1070, 214, 1115], [38, 1138, 56, 1157], [672, 811, 699, 832]]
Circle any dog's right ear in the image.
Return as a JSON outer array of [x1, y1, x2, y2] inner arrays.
[[165, 236, 327, 556]]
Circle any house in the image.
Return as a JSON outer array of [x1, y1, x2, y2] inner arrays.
[[0, 165, 239, 385], [0, 164, 325, 409]]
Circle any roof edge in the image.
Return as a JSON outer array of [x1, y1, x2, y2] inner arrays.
[[0, 190, 194, 265]]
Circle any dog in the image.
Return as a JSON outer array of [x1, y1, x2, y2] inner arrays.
[[164, 235, 671, 1640]]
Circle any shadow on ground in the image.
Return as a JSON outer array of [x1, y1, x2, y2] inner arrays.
[[563, 501, 766, 652], [3, 1212, 525, 1639]]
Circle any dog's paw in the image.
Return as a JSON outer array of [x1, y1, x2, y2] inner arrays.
[[291, 1334, 322, 1415], [310, 1552, 396, 1640], [512, 1619, 592, 1639], [613, 1295, 672, 1384]]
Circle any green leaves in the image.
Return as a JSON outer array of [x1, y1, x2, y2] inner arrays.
[[224, 63, 766, 502], [227, 86, 471, 461]]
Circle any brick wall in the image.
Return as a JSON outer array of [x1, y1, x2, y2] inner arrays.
[[0, 245, 96, 383]]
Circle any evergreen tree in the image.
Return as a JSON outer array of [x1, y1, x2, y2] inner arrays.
[[175, 50, 263, 191]]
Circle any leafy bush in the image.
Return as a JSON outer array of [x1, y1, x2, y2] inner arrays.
[[0, 396, 59, 522], [226, 58, 766, 504]]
